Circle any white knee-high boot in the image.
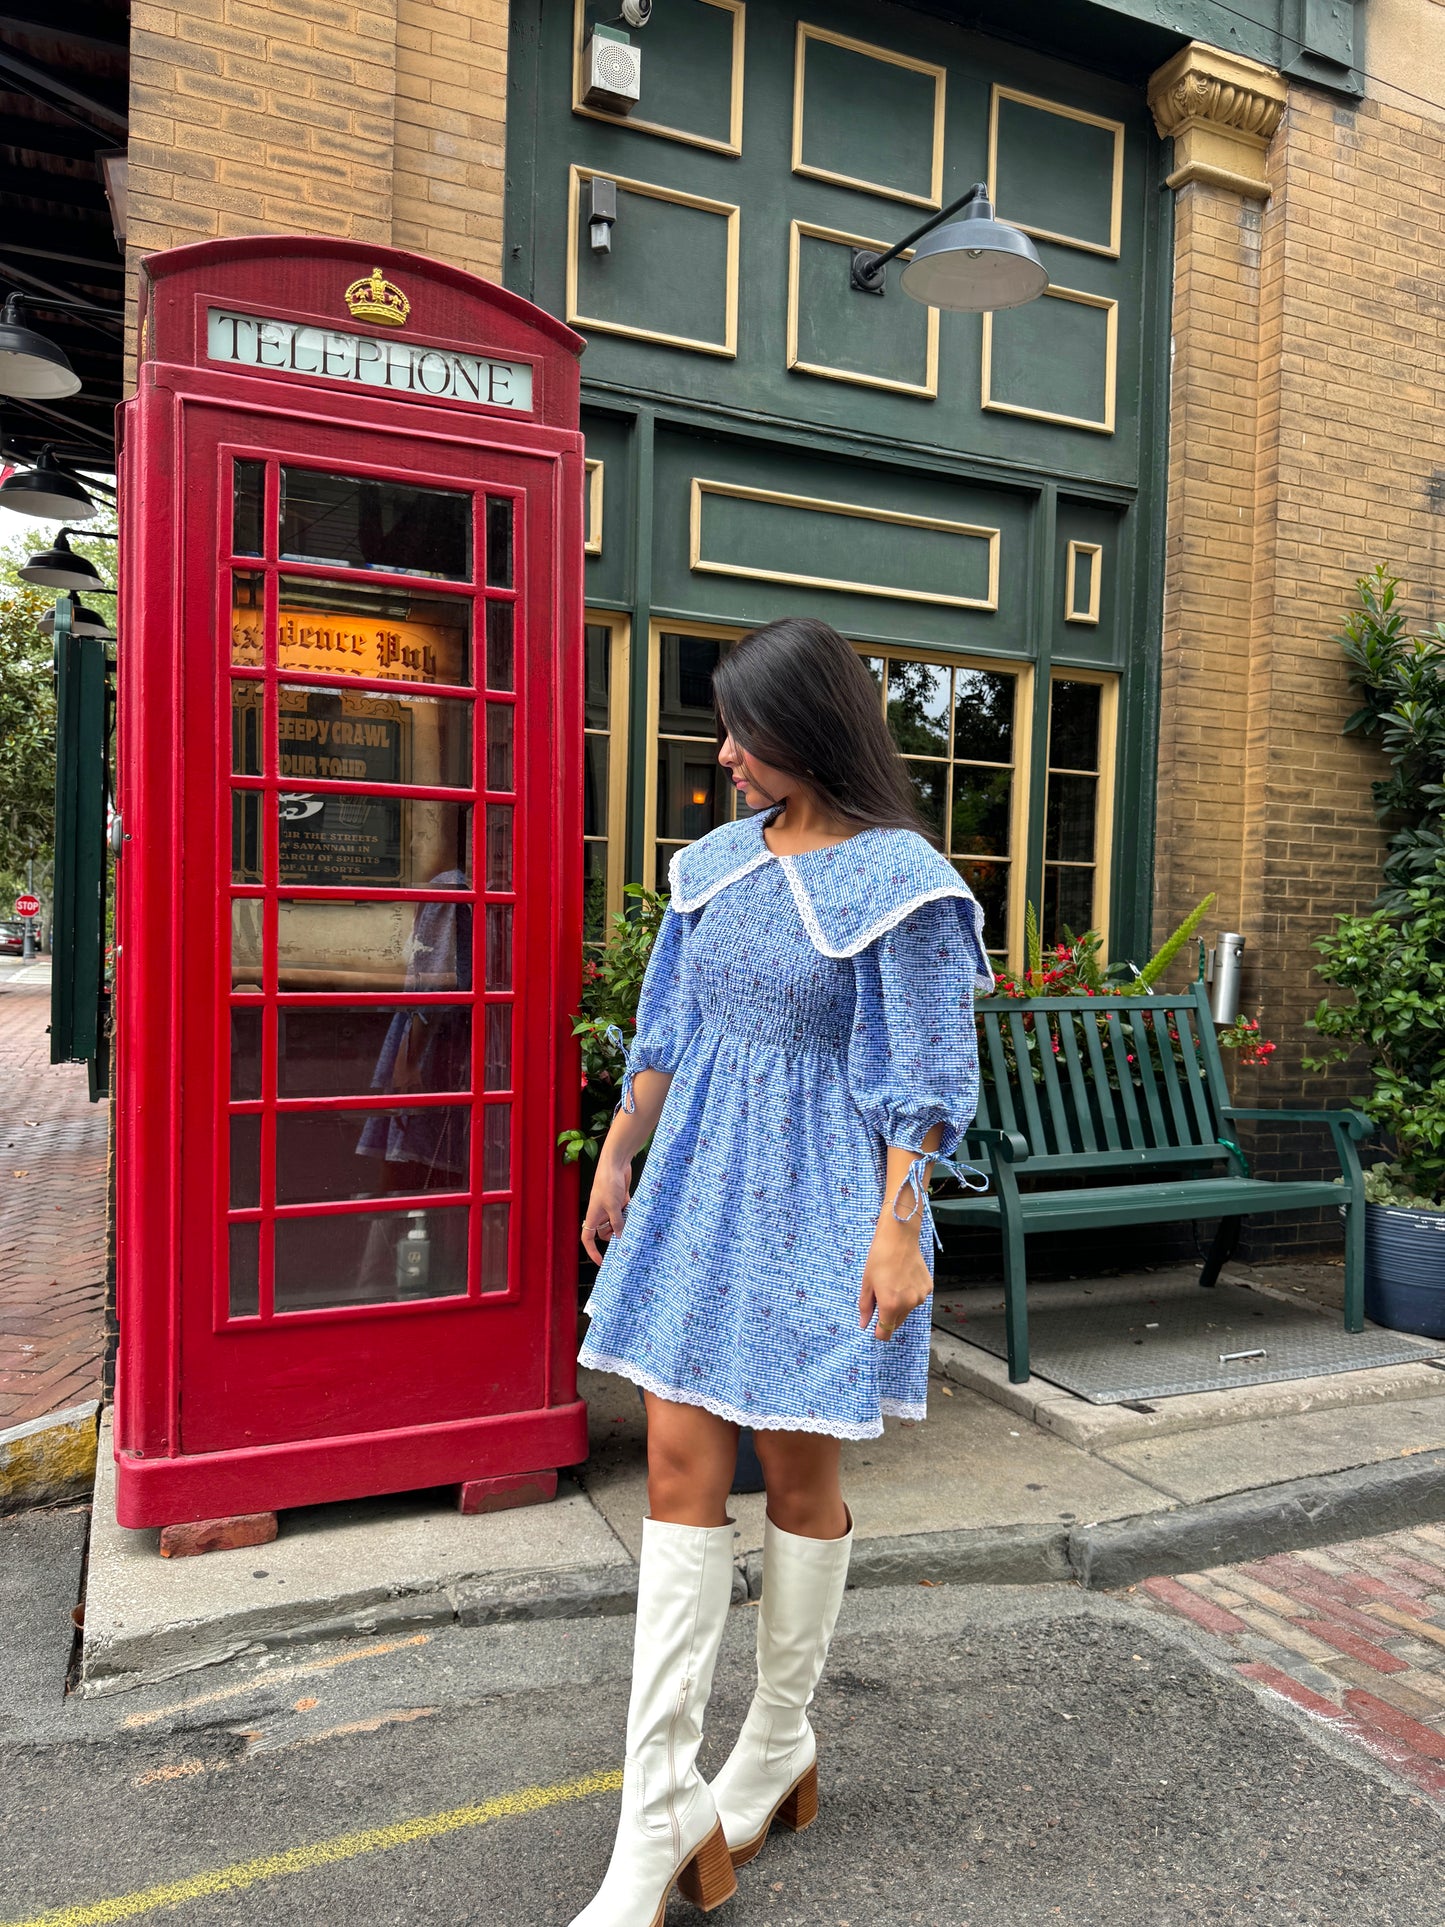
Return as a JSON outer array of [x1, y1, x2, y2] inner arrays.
[[710, 1512, 853, 1867], [570, 1517, 739, 1926]]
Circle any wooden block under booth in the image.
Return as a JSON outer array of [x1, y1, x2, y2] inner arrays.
[[159, 1512, 279, 1557]]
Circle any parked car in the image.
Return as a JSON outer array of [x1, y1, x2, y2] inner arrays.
[[0, 921, 25, 957]]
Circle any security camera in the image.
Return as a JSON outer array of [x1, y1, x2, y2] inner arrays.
[[620, 0, 652, 25]]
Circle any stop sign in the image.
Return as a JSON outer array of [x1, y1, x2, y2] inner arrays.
[[13, 894, 40, 918]]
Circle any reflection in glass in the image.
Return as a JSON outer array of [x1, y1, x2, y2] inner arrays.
[[480, 1202, 509, 1294], [1043, 864, 1095, 947], [274, 1204, 469, 1310], [583, 734, 608, 838], [233, 460, 265, 559], [485, 602, 514, 691], [950, 768, 1012, 857], [280, 468, 471, 579], [278, 684, 472, 789], [483, 1104, 510, 1191], [904, 760, 946, 842], [860, 656, 884, 690], [584, 624, 611, 729], [1046, 774, 1097, 863], [486, 703, 513, 790], [279, 1005, 470, 1098], [232, 898, 263, 989], [484, 1004, 512, 1090], [583, 839, 608, 943], [231, 572, 266, 667], [229, 1222, 260, 1318], [887, 660, 950, 759], [953, 670, 1016, 764], [232, 683, 263, 775], [485, 496, 514, 587], [272, 897, 471, 991], [274, 793, 471, 889], [231, 1008, 262, 1099], [232, 792, 263, 884], [658, 632, 721, 735], [486, 904, 512, 990], [230, 1113, 261, 1209], [276, 1106, 469, 1204], [656, 752, 729, 843], [1050, 680, 1101, 771], [954, 858, 1009, 945], [485, 805, 513, 889], [271, 576, 470, 687]]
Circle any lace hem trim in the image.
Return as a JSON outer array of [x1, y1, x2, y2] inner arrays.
[[577, 1345, 927, 1439]]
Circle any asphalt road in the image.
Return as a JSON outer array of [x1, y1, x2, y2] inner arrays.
[[2, 1507, 1442, 1927]]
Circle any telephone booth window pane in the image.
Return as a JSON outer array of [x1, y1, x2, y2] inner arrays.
[[485, 602, 514, 690], [274, 899, 470, 991], [485, 497, 514, 587], [231, 572, 265, 667], [483, 1005, 511, 1090], [480, 1203, 509, 1293], [276, 577, 470, 687], [273, 1205, 469, 1310], [275, 794, 472, 889], [279, 468, 471, 580], [486, 703, 514, 789], [230, 1114, 261, 1208], [232, 684, 264, 775], [233, 460, 265, 558], [485, 805, 513, 889], [278, 685, 472, 788], [279, 1005, 470, 1098], [483, 1104, 510, 1190], [231, 1009, 262, 1099], [485, 904, 512, 989], [275, 1107, 469, 1204], [232, 793, 263, 883], [229, 1223, 260, 1318], [232, 900, 263, 990]]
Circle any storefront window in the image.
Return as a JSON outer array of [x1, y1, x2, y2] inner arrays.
[[1043, 676, 1111, 947], [583, 615, 630, 940]]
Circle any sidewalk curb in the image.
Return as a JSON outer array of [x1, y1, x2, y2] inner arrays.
[[0, 1401, 99, 1514]]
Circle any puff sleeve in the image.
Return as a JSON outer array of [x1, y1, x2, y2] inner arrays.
[[847, 897, 987, 1222], [607, 905, 702, 1112]]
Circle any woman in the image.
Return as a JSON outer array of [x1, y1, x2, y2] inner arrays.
[[573, 618, 991, 1925]]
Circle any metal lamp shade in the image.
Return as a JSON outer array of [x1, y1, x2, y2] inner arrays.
[[897, 204, 1048, 313], [39, 595, 112, 640], [0, 452, 95, 520], [0, 299, 81, 399], [20, 531, 103, 592]]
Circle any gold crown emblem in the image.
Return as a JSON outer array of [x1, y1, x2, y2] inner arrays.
[[344, 267, 410, 327]]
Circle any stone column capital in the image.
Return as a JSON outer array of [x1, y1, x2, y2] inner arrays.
[[1148, 41, 1288, 200]]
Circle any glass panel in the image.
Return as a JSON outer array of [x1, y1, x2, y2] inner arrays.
[[280, 1006, 470, 1098], [274, 898, 471, 991], [583, 734, 609, 838], [485, 496, 514, 587], [886, 660, 950, 758], [229, 1114, 261, 1209], [1043, 864, 1095, 946], [279, 467, 471, 580], [232, 683, 264, 775], [274, 1204, 469, 1310], [953, 670, 1016, 764], [278, 685, 472, 789], [275, 1106, 469, 1205], [231, 571, 266, 668], [859, 655, 884, 690], [272, 577, 469, 687], [487, 703, 514, 790], [229, 1222, 259, 1318], [232, 899, 263, 990], [485, 904, 512, 990], [584, 623, 611, 729], [230, 1008, 262, 1099], [1050, 680, 1101, 771], [1046, 774, 1098, 863], [954, 858, 1009, 946], [483, 1104, 510, 1191], [275, 793, 471, 889], [480, 1202, 510, 1294], [233, 459, 265, 558], [485, 602, 514, 691], [904, 759, 946, 843], [484, 1004, 512, 1090], [583, 840, 608, 943], [232, 792, 263, 884], [659, 632, 721, 735], [950, 768, 1012, 858], [485, 805, 513, 890], [656, 752, 729, 842]]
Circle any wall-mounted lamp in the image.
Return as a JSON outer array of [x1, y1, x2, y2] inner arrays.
[[0, 446, 96, 519], [0, 294, 81, 399], [39, 592, 113, 641], [850, 182, 1048, 313], [588, 176, 618, 254], [20, 527, 117, 593]]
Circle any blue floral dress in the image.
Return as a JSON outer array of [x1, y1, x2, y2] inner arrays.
[[579, 813, 993, 1440]]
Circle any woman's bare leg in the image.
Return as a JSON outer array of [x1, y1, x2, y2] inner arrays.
[[751, 1431, 848, 1539], [644, 1392, 739, 1525]]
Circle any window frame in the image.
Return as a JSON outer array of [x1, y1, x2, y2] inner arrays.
[[1043, 665, 1119, 958], [583, 609, 632, 936]]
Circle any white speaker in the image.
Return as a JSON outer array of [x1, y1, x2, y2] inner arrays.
[[582, 32, 641, 114]]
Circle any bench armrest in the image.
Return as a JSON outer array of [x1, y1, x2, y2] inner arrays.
[[966, 1125, 1031, 1165], [1223, 1106, 1375, 1141]]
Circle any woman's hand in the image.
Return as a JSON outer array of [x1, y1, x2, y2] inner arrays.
[[858, 1213, 933, 1343], [581, 1151, 633, 1265]]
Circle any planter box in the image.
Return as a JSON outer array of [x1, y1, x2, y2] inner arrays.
[[1364, 1201, 1445, 1338]]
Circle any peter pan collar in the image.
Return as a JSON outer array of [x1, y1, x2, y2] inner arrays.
[[668, 812, 995, 989]]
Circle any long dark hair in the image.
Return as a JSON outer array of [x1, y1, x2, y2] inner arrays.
[[712, 617, 925, 836]]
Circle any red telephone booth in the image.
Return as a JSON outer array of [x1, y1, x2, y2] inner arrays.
[[114, 237, 588, 1529]]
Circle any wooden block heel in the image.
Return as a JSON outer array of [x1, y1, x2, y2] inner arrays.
[[777, 1760, 818, 1833], [676, 1820, 739, 1912]]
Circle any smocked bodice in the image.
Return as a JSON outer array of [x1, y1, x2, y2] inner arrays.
[[690, 863, 853, 1054]]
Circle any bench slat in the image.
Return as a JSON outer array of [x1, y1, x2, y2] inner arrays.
[[1152, 1006, 1196, 1146], [1006, 1009, 1048, 1155], [1033, 1009, 1073, 1156], [1103, 1009, 1148, 1148], [984, 1016, 1018, 1138], [1130, 1008, 1170, 1148], [1056, 1011, 1098, 1153], [1080, 1010, 1122, 1151], [1175, 1005, 1217, 1144]]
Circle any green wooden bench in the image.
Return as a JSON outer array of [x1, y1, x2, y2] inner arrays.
[[931, 981, 1372, 1384]]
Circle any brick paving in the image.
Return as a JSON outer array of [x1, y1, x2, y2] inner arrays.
[[1140, 1525, 1445, 1805], [0, 977, 108, 1428]]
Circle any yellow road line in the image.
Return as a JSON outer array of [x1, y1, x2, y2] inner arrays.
[[1, 1768, 623, 1927], [120, 1636, 431, 1729]]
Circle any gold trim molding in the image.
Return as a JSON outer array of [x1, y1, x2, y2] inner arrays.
[[571, 0, 746, 156], [1147, 42, 1287, 201], [791, 23, 946, 210], [981, 286, 1118, 436], [785, 221, 940, 398], [1064, 541, 1102, 624], [987, 86, 1125, 259], [566, 166, 741, 358], [584, 459, 604, 556]]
